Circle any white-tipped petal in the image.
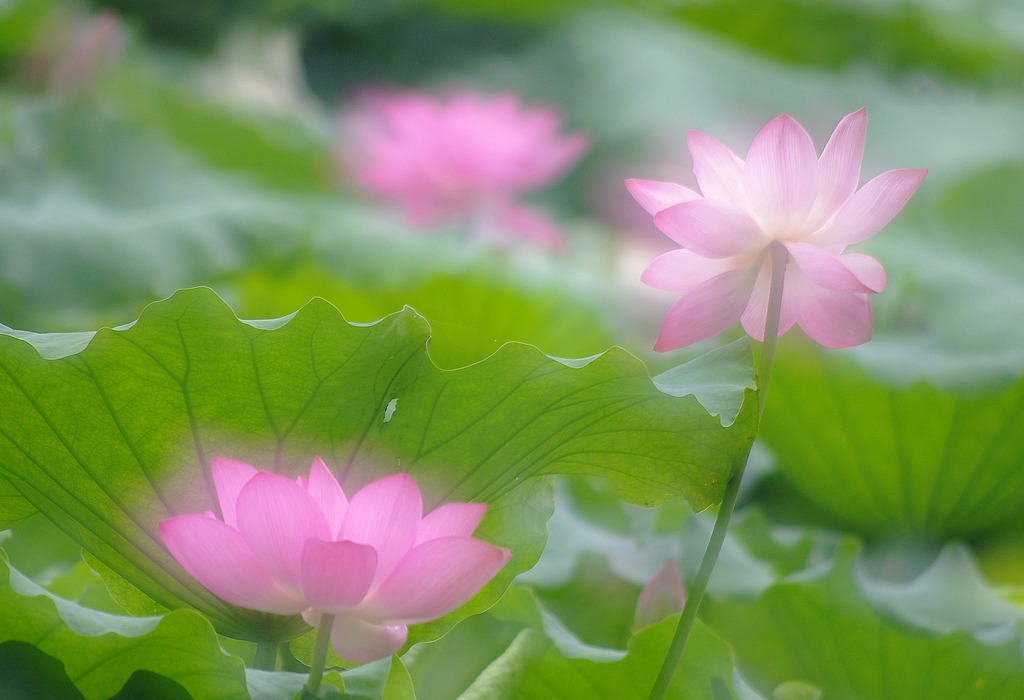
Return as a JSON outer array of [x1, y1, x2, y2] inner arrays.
[[625, 178, 700, 216], [653, 199, 765, 258], [687, 130, 744, 204], [743, 114, 819, 234], [813, 168, 927, 247]]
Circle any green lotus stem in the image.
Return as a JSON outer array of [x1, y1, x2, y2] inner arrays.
[[253, 640, 278, 671], [648, 242, 788, 700], [305, 613, 336, 698]]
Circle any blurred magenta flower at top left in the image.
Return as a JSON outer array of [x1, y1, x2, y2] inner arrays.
[[159, 457, 510, 663], [341, 89, 589, 249]]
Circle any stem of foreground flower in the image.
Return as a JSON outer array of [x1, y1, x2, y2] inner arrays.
[[648, 242, 788, 700], [253, 640, 278, 671], [304, 613, 336, 698]]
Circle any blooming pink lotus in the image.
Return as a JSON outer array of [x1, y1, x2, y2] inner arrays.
[[343, 89, 589, 249], [627, 108, 926, 350], [159, 458, 510, 663]]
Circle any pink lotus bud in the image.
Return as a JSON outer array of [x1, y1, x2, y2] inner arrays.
[[633, 558, 686, 632], [340, 88, 589, 249], [160, 458, 510, 663], [626, 108, 926, 350]]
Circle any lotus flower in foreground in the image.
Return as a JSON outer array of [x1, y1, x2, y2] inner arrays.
[[343, 89, 589, 249], [160, 458, 510, 663], [627, 108, 926, 350]]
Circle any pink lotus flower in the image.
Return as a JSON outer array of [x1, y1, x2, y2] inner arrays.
[[343, 89, 589, 249], [159, 458, 510, 663], [627, 108, 926, 350]]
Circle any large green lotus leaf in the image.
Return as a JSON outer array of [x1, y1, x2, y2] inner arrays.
[[0, 287, 756, 644], [403, 585, 738, 700], [0, 553, 250, 700], [108, 64, 334, 194], [232, 261, 615, 370], [859, 543, 1023, 638], [0, 94, 317, 330], [0, 476, 34, 529], [759, 335, 1024, 537], [668, 0, 1024, 87], [703, 541, 1024, 699]]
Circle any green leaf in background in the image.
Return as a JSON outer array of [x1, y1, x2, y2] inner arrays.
[[0, 95, 313, 330], [703, 541, 1024, 699], [0, 552, 250, 700], [109, 65, 335, 193], [233, 260, 616, 370], [0, 287, 756, 646], [859, 543, 1023, 637], [408, 586, 738, 700], [759, 334, 1024, 538], [668, 0, 1024, 87]]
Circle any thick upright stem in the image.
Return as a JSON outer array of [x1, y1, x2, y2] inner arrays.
[[305, 613, 336, 698], [648, 243, 788, 700], [253, 640, 278, 671]]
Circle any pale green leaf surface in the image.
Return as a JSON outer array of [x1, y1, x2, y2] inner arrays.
[[407, 585, 738, 700], [233, 261, 616, 370], [761, 335, 1024, 537], [0, 287, 756, 644], [704, 541, 1024, 700], [653, 338, 756, 426], [0, 552, 249, 700], [859, 543, 1024, 639], [488, 587, 738, 699]]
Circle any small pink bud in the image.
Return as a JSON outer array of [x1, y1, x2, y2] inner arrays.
[[633, 558, 686, 632]]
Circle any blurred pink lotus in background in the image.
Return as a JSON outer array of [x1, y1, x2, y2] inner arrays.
[[628, 108, 926, 350], [160, 457, 510, 663], [341, 89, 589, 249]]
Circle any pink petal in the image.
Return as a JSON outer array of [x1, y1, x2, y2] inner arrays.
[[687, 130, 744, 204], [840, 252, 887, 293], [625, 179, 700, 216], [641, 249, 743, 293], [653, 199, 766, 258], [653, 267, 757, 351], [810, 108, 866, 226], [303, 458, 348, 538], [329, 612, 408, 664], [416, 502, 488, 545], [235, 472, 331, 596], [340, 474, 422, 583], [812, 168, 927, 247], [211, 458, 258, 528], [742, 114, 819, 235], [159, 514, 304, 615], [300, 539, 378, 613], [360, 537, 510, 625], [785, 242, 878, 293], [786, 269, 874, 348]]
